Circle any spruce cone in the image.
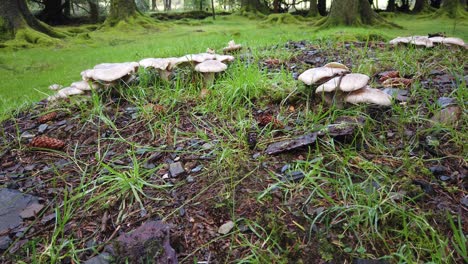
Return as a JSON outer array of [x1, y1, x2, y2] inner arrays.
[[37, 112, 58, 124], [258, 114, 284, 129], [30, 136, 65, 150]]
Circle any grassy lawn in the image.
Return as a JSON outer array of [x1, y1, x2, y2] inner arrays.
[[0, 13, 467, 263]]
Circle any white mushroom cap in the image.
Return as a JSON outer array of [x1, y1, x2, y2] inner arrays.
[[70, 80, 100, 91], [409, 36, 433, 48], [195, 60, 227, 73], [56, 87, 85, 98], [442, 37, 465, 47], [48, 84, 62, 90], [344, 86, 392, 106], [298, 67, 348, 86], [429, 36, 445, 44], [139, 58, 181, 70], [214, 54, 235, 63], [81, 62, 139, 82], [223, 40, 242, 53], [323, 62, 349, 71], [183, 53, 216, 63], [316, 73, 370, 93], [389, 36, 412, 45]]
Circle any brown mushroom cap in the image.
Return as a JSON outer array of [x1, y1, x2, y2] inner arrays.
[[316, 73, 370, 93], [298, 67, 348, 86], [344, 86, 392, 106]]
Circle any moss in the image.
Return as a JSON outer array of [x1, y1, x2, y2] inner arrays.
[[0, 18, 14, 41], [2, 27, 61, 48], [262, 13, 305, 25]]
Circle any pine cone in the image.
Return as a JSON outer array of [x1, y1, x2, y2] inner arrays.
[[37, 112, 57, 124], [258, 114, 284, 129], [30, 136, 65, 150]]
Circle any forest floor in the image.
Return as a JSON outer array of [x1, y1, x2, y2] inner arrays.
[[0, 14, 467, 263]]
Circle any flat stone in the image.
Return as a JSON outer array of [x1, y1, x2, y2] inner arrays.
[[218, 220, 235, 235], [112, 221, 177, 264], [0, 235, 12, 250], [0, 188, 40, 234], [84, 252, 111, 264], [38, 124, 48, 133], [265, 133, 317, 155], [431, 106, 461, 125], [169, 162, 185, 177], [19, 203, 44, 219]]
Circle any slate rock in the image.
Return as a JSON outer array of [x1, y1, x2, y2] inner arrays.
[[84, 252, 111, 264], [169, 162, 185, 177], [431, 106, 461, 125], [0, 188, 40, 234], [112, 221, 177, 264], [265, 133, 317, 155], [0, 236, 12, 251]]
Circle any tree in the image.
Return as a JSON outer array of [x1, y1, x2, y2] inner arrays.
[[38, 0, 69, 25], [433, 0, 467, 18], [413, 0, 434, 13], [240, 0, 270, 14], [308, 0, 319, 16], [316, 0, 399, 27], [0, 0, 65, 43], [318, 0, 327, 15], [386, 0, 396, 11], [104, 0, 155, 27]]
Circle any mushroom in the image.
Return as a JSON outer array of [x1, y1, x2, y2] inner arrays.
[[48, 87, 84, 101], [194, 59, 227, 87], [70, 80, 100, 91], [389, 36, 412, 45], [409, 36, 433, 48], [48, 84, 62, 90], [81, 62, 139, 84], [139, 58, 180, 81], [344, 86, 392, 106], [214, 54, 235, 63], [316, 73, 370, 93], [298, 65, 349, 86], [441, 37, 465, 47], [223, 40, 242, 54]]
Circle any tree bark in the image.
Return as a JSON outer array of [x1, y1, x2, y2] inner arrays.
[[0, 0, 63, 41], [317, 0, 398, 27], [88, 0, 99, 23], [38, 0, 68, 25], [240, 0, 270, 14], [413, 0, 428, 13], [308, 0, 319, 16], [164, 0, 171, 11], [386, 0, 396, 11], [317, 0, 327, 16], [438, 0, 466, 17], [430, 0, 442, 8]]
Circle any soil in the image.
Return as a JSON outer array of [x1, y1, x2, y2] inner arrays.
[[0, 40, 466, 263]]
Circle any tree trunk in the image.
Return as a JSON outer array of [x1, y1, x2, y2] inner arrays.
[[317, 0, 398, 27], [397, 0, 410, 12], [164, 0, 171, 11], [151, 0, 157, 11], [273, 0, 280, 12], [107, 0, 138, 23], [241, 0, 270, 14], [88, 0, 99, 23], [211, 0, 215, 19], [308, 0, 319, 16], [38, 0, 68, 25], [413, 0, 428, 12], [386, 0, 396, 11], [439, 0, 466, 17], [317, 0, 327, 15], [0, 0, 64, 41], [430, 0, 442, 8]]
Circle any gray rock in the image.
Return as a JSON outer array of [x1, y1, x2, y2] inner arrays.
[[218, 221, 235, 235], [186, 176, 195, 183], [169, 162, 185, 177], [0, 188, 40, 234], [38, 124, 48, 133], [0, 236, 12, 250], [84, 252, 111, 264], [190, 165, 203, 173]]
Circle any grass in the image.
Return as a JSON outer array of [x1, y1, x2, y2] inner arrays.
[[0, 12, 467, 263]]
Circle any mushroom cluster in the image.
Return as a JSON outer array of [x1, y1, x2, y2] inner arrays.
[[389, 35, 466, 48], [47, 41, 238, 101], [298, 62, 392, 107]]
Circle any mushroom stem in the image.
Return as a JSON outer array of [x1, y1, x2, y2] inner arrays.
[[202, 72, 215, 88], [158, 69, 172, 81]]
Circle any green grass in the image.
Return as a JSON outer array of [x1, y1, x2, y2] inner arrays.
[[1, 14, 467, 115], [1, 12, 467, 264]]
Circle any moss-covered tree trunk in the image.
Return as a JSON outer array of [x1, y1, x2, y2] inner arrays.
[[104, 0, 156, 28], [308, 0, 319, 17], [88, 0, 99, 23], [240, 0, 270, 14], [106, 0, 138, 24], [439, 0, 466, 17], [413, 0, 434, 13], [317, 0, 382, 26], [0, 0, 64, 42]]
